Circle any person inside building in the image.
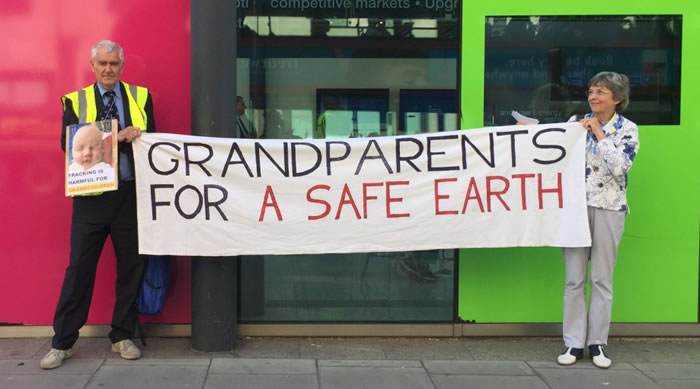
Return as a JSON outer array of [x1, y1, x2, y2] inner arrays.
[[236, 95, 259, 138], [556, 71, 639, 369], [362, 18, 391, 38], [315, 94, 345, 139], [41, 39, 155, 370], [311, 18, 331, 38]]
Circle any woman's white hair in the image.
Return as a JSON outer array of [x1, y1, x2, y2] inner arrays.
[[91, 40, 124, 64]]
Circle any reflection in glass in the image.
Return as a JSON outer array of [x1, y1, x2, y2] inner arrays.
[[400, 89, 458, 134], [315, 89, 389, 138], [484, 15, 682, 125], [240, 16, 453, 39], [240, 250, 455, 322], [237, 3, 459, 323]]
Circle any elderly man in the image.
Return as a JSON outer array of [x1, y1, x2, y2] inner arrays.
[[41, 40, 155, 369]]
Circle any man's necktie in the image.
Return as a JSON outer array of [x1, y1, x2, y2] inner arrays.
[[100, 90, 119, 125], [238, 118, 251, 138], [101, 90, 132, 180]]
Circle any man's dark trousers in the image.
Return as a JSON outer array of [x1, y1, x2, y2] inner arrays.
[[51, 180, 144, 350]]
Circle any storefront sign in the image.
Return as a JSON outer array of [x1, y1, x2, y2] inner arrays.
[[235, 0, 458, 18], [133, 123, 590, 256]]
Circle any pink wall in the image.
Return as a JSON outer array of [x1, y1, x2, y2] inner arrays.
[[0, 0, 192, 325]]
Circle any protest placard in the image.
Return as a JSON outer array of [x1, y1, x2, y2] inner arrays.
[[65, 119, 118, 196]]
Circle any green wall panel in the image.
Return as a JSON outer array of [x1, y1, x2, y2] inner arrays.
[[459, 2, 700, 323]]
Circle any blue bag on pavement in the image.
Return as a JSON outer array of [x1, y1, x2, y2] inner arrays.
[[136, 256, 170, 315]]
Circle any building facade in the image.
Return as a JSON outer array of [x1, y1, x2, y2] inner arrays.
[[0, 0, 697, 337]]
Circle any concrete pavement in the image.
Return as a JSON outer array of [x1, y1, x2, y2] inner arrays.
[[2, 336, 700, 388]]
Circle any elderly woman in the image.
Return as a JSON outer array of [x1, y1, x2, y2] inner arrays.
[[556, 71, 640, 369]]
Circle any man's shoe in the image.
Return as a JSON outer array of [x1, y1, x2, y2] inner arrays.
[[556, 347, 583, 366], [111, 339, 141, 360], [589, 345, 612, 369], [40, 348, 72, 369]]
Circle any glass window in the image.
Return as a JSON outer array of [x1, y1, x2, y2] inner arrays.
[[236, 1, 459, 322], [484, 15, 682, 126]]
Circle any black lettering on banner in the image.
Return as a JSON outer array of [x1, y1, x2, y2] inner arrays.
[[326, 141, 351, 175], [427, 134, 459, 171], [496, 129, 529, 168], [291, 142, 322, 177], [395, 137, 423, 173], [255, 142, 289, 177], [175, 185, 203, 219], [461, 133, 495, 169], [149, 142, 181, 175], [183, 143, 214, 176], [222, 142, 254, 178], [532, 128, 567, 165], [355, 139, 393, 175], [151, 184, 174, 220], [204, 184, 229, 221]]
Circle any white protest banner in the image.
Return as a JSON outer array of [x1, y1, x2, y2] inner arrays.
[[133, 124, 590, 256]]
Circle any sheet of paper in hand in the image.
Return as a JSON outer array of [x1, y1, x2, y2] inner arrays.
[[511, 111, 540, 125], [65, 119, 119, 196]]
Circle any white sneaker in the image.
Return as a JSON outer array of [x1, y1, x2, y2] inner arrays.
[[556, 347, 583, 366], [590, 345, 612, 369], [40, 348, 73, 369], [111, 339, 141, 360]]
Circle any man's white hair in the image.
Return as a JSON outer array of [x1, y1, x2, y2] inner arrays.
[[91, 40, 124, 64]]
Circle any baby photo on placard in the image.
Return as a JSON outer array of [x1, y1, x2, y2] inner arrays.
[[65, 119, 118, 196]]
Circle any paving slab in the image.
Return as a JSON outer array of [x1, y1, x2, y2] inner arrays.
[[319, 366, 434, 389], [0, 359, 102, 375], [655, 378, 700, 389], [423, 360, 535, 375], [3, 337, 700, 389], [103, 357, 210, 366], [320, 360, 423, 368], [210, 358, 316, 375], [431, 374, 549, 389], [205, 373, 319, 389], [632, 363, 700, 379], [528, 361, 637, 370], [84, 365, 208, 389], [0, 374, 92, 389], [299, 339, 386, 360], [462, 339, 563, 361], [138, 337, 221, 358], [380, 338, 473, 360], [234, 337, 300, 359], [535, 367, 663, 389], [0, 338, 48, 359], [610, 342, 700, 363]]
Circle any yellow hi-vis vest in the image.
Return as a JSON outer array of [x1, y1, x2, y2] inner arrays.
[[61, 82, 149, 129], [62, 82, 149, 195]]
